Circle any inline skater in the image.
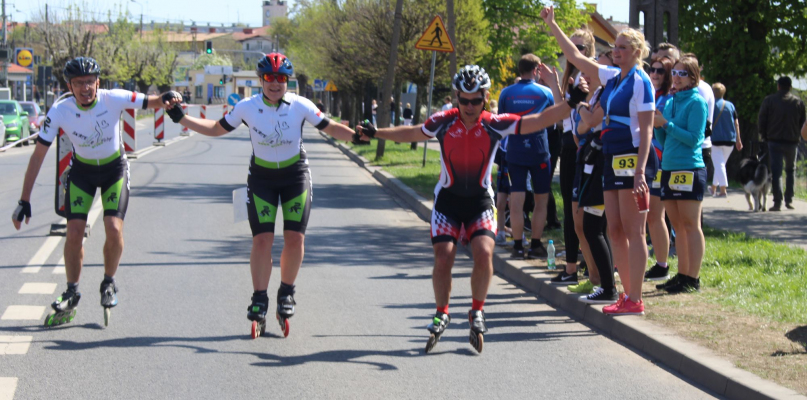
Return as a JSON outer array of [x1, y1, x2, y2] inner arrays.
[[357, 65, 588, 353], [11, 57, 183, 326], [164, 53, 359, 338]]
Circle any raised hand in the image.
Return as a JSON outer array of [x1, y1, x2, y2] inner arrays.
[[540, 6, 555, 24]]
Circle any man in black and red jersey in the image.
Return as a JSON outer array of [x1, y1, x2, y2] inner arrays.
[[357, 65, 588, 353]]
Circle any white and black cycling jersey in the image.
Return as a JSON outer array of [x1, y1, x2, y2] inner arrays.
[[38, 89, 148, 161], [220, 93, 329, 171]]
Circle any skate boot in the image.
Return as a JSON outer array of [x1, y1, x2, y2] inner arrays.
[[44, 289, 81, 327], [247, 293, 269, 339], [100, 280, 118, 327], [468, 309, 488, 354], [424, 312, 450, 354], [276, 294, 296, 338]]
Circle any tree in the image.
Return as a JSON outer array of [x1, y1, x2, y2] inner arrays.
[[375, 0, 405, 159], [679, 0, 807, 157], [481, 0, 591, 83], [33, 3, 105, 86]]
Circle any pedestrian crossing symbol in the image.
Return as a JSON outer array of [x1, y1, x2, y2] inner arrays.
[[415, 15, 455, 53]]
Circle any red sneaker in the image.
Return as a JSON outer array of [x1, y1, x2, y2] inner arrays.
[[603, 296, 644, 315]]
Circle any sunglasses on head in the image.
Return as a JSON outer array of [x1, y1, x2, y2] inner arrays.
[[262, 73, 289, 83], [648, 67, 665, 75], [671, 69, 689, 77], [458, 97, 485, 106], [575, 44, 587, 52]]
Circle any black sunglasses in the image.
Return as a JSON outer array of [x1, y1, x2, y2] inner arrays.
[[458, 97, 485, 106], [648, 67, 665, 75], [575, 44, 587, 52]]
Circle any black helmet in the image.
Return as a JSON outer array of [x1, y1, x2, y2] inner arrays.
[[63, 57, 101, 80], [452, 65, 491, 94], [257, 53, 293, 76]]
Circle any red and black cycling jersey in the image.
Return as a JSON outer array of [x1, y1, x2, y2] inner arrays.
[[421, 108, 522, 197]]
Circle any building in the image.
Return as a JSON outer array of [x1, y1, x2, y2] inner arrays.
[[263, 0, 289, 26], [232, 26, 274, 66]]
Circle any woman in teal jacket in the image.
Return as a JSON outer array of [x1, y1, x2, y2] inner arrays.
[[652, 56, 707, 294]]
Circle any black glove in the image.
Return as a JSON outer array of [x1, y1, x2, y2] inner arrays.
[[583, 137, 603, 165], [161, 90, 183, 105], [358, 119, 377, 138], [166, 104, 185, 123], [13, 200, 31, 222], [567, 83, 589, 108]]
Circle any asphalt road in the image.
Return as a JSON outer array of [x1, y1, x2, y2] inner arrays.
[[0, 124, 719, 399]]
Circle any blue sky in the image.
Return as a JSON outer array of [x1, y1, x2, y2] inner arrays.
[[12, 1, 632, 28]]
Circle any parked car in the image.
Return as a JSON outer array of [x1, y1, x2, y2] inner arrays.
[[0, 100, 31, 147], [19, 101, 44, 133]]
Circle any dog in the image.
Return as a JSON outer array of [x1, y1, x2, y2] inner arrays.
[[737, 157, 772, 212]]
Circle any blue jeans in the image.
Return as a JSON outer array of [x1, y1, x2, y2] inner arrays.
[[768, 141, 797, 205]]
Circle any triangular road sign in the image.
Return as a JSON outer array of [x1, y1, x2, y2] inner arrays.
[[415, 15, 455, 53]]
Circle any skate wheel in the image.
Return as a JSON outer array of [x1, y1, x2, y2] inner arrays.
[[103, 308, 111, 327], [425, 333, 438, 354], [469, 332, 484, 354], [251, 321, 260, 339], [44, 314, 54, 327]]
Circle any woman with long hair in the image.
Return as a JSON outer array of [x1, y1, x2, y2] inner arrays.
[[653, 57, 708, 293], [709, 83, 742, 197], [542, 6, 658, 314], [643, 56, 674, 281]]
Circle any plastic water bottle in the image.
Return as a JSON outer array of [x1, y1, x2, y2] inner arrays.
[[547, 240, 556, 270]]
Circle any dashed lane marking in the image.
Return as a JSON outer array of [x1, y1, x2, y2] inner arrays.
[[0, 377, 18, 400], [52, 259, 65, 275], [18, 283, 57, 294], [1, 306, 46, 321], [20, 235, 62, 274], [0, 336, 33, 355]]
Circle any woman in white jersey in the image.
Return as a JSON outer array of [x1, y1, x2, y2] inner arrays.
[[12, 57, 183, 326], [165, 53, 357, 338], [542, 6, 657, 315]]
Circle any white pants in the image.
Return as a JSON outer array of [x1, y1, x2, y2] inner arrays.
[[403, 118, 413, 126], [711, 145, 734, 187]]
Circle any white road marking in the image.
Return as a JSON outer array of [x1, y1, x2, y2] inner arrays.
[[1, 306, 45, 320], [18, 283, 58, 294], [0, 377, 18, 400], [0, 336, 33, 355], [21, 235, 62, 274], [52, 259, 65, 275]]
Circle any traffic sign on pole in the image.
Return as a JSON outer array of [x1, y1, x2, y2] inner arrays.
[[414, 16, 455, 53]]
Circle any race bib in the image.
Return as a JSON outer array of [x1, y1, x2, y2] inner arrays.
[[612, 154, 638, 177], [652, 170, 662, 189], [584, 205, 605, 216], [669, 171, 694, 192]]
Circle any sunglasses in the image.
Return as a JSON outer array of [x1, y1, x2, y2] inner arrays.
[[648, 67, 665, 75], [575, 44, 587, 52], [458, 97, 485, 106], [671, 69, 689, 77], [262, 73, 289, 83]]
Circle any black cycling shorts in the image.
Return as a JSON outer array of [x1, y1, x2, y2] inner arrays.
[[247, 169, 312, 236], [65, 156, 130, 221], [431, 187, 495, 245]]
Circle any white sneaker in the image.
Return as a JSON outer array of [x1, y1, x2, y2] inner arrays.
[[495, 231, 506, 244]]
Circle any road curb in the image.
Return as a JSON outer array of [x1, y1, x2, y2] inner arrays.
[[320, 131, 806, 400]]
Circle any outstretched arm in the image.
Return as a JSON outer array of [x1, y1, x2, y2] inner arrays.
[[540, 6, 602, 87], [166, 105, 229, 137], [146, 91, 184, 110], [519, 79, 590, 134], [358, 123, 431, 143], [321, 121, 359, 142]]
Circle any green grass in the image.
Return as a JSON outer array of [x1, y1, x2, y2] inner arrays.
[[659, 227, 807, 324], [346, 139, 443, 199]]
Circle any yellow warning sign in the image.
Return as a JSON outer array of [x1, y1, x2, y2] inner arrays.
[[16, 49, 33, 67], [325, 81, 338, 92], [415, 15, 455, 53]]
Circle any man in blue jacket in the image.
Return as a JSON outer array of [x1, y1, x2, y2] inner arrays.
[[498, 54, 555, 259]]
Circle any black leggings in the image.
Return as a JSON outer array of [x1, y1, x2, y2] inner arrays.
[[559, 144, 579, 263], [583, 211, 613, 290]]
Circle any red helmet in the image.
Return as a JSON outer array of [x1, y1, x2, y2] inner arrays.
[[257, 53, 294, 76]]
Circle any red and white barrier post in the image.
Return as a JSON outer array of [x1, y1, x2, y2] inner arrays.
[[121, 109, 137, 158], [180, 105, 190, 136], [153, 108, 165, 146], [201, 105, 206, 120], [223, 104, 228, 117]]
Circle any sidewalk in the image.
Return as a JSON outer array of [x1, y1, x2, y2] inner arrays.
[[702, 191, 807, 250], [322, 131, 807, 400]]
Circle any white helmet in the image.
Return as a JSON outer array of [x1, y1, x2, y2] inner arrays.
[[452, 65, 491, 94]]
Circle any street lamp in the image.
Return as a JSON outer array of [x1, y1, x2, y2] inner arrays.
[[130, 0, 143, 38]]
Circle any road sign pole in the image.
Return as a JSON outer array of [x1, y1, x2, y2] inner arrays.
[[422, 50, 436, 167]]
